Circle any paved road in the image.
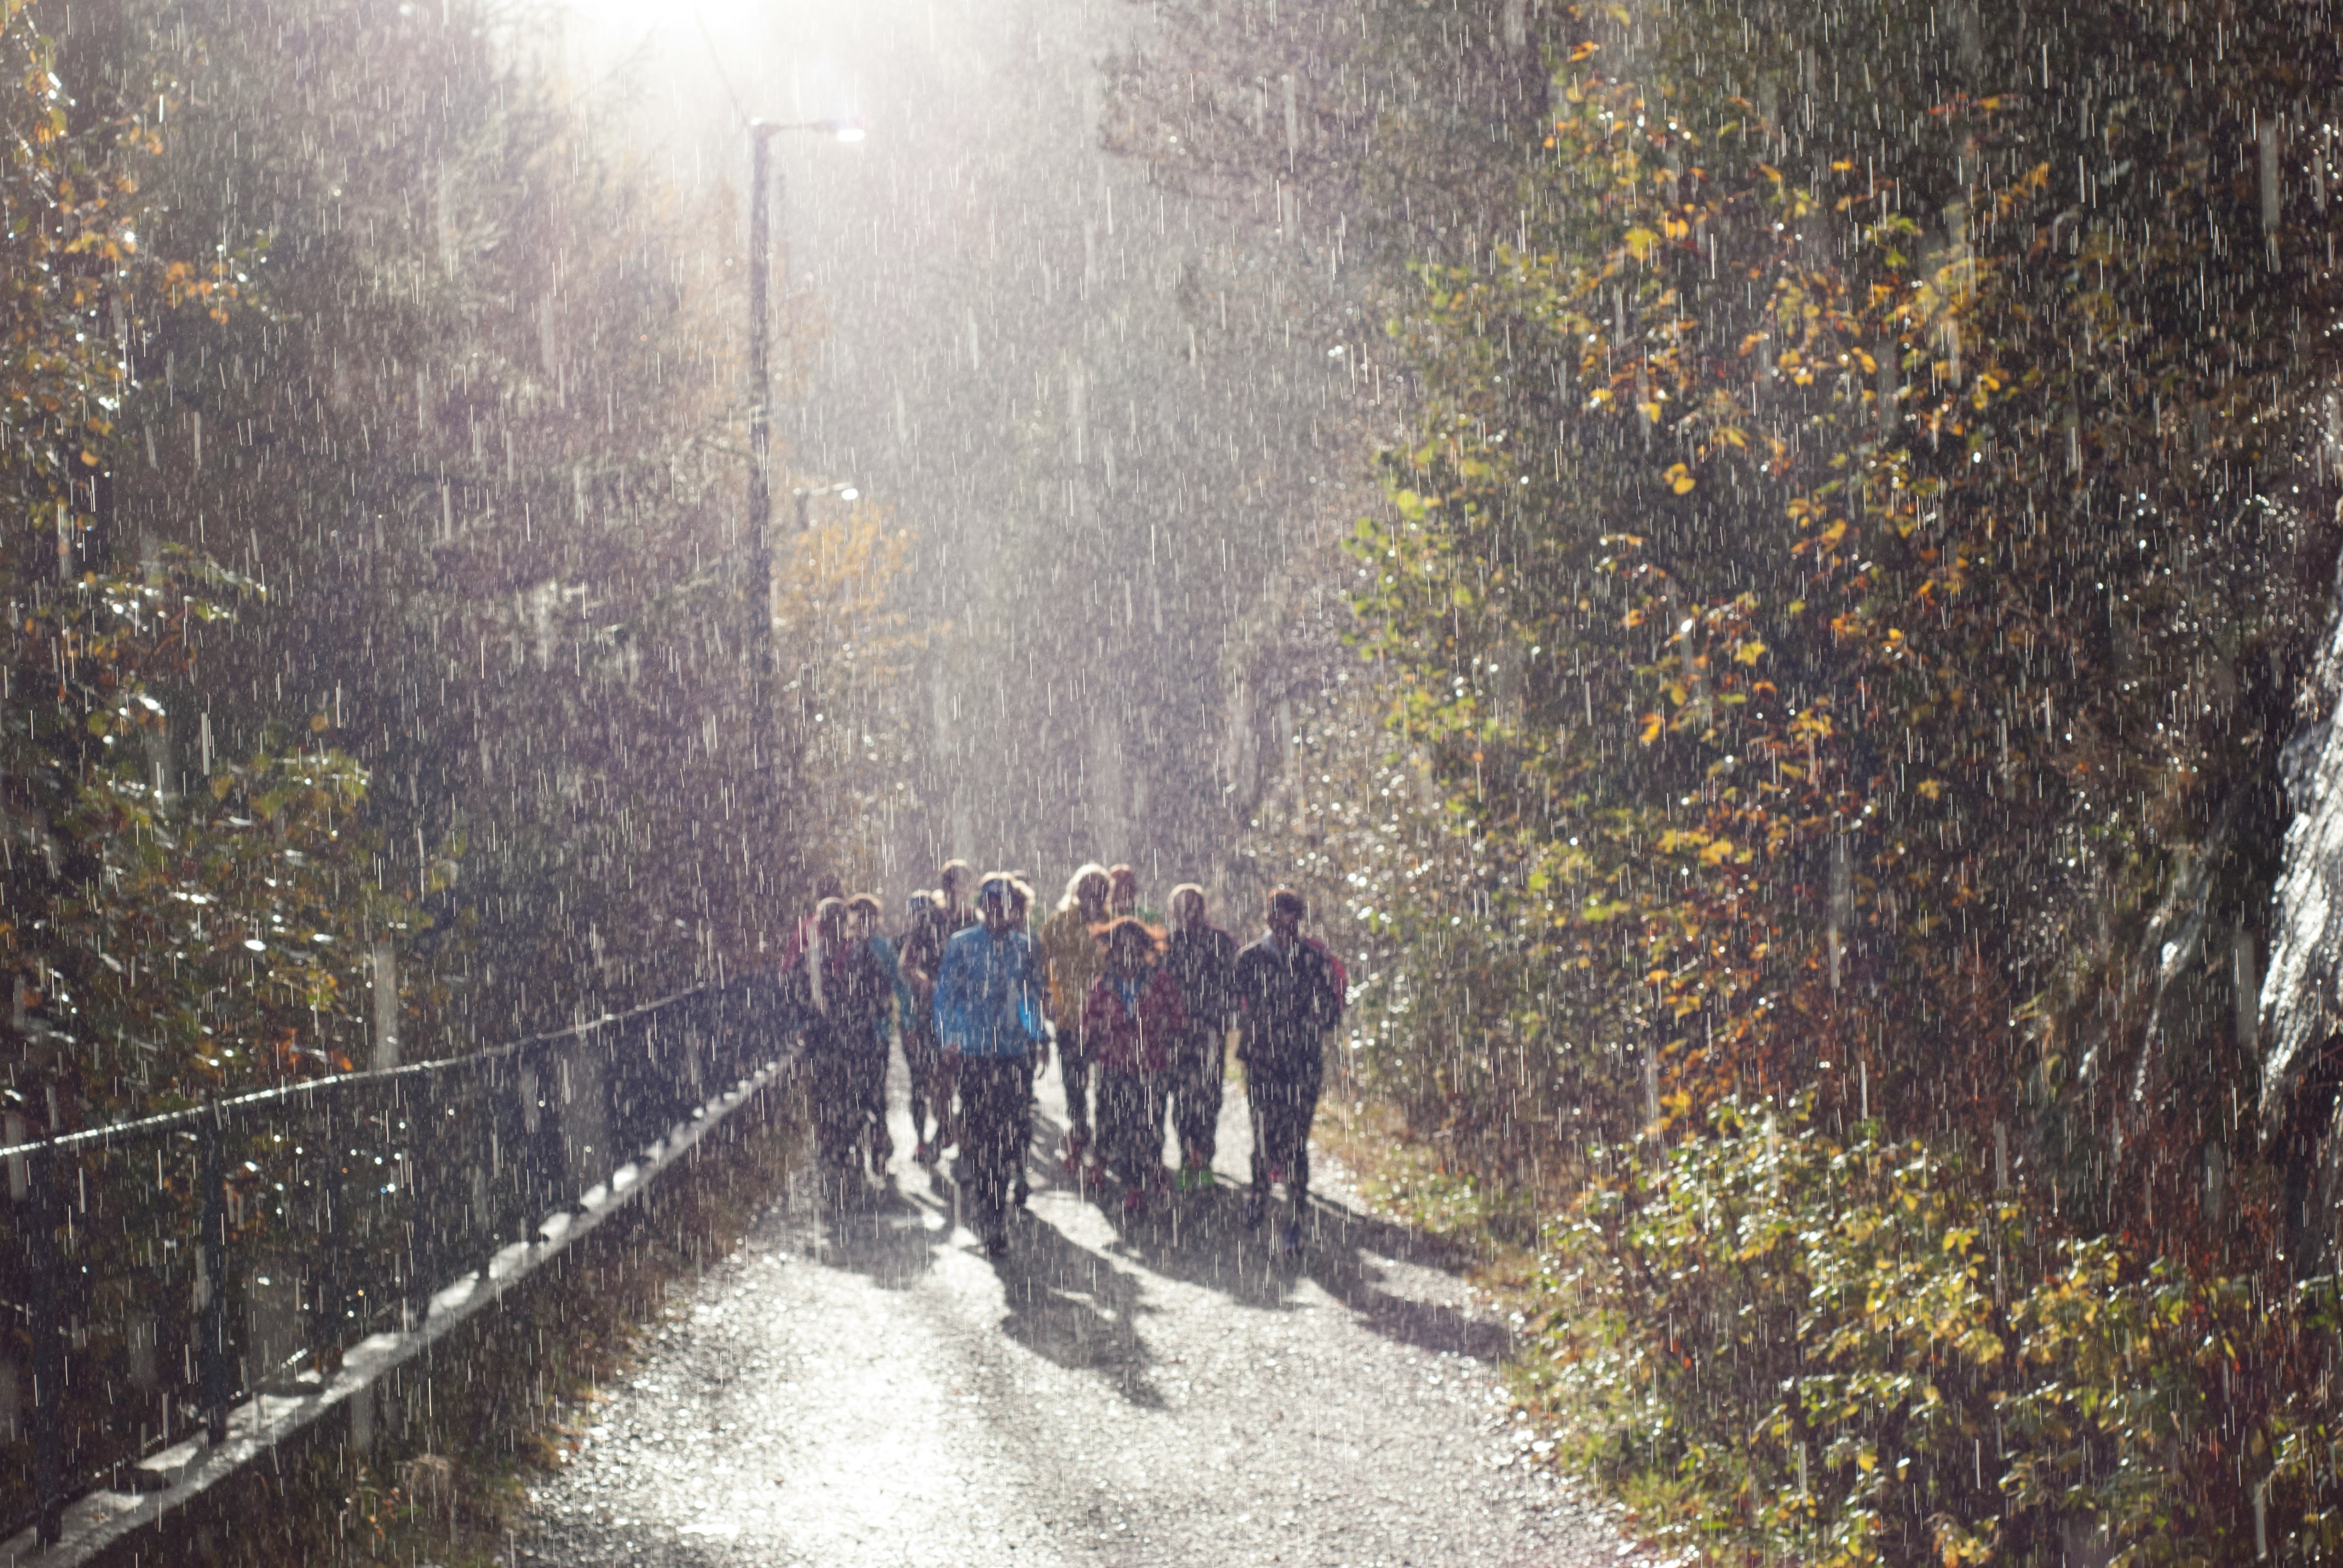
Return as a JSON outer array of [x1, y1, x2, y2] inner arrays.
[[519, 1048, 1633, 1567]]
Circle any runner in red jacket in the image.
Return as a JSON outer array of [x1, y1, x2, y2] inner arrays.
[[1081, 918, 1187, 1215]]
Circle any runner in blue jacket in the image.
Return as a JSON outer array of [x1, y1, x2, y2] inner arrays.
[[933, 875, 1046, 1255]]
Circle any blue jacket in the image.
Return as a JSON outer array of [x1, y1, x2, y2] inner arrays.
[[934, 925, 1044, 1058]]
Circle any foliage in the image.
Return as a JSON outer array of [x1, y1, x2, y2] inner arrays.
[[1537, 1097, 2343, 1565], [0, 0, 388, 1130], [772, 501, 929, 892], [1139, 0, 2343, 1555]]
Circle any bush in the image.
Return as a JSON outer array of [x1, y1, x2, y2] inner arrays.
[[1530, 1098, 2343, 1566]]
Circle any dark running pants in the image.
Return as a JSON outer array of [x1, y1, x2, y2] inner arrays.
[[810, 1050, 881, 1172], [905, 1024, 945, 1143], [1096, 1067, 1167, 1188], [957, 1055, 1028, 1236], [1248, 1053, 1323, 1201], [1171, 1025, 1226, 1168], [1060, 1034, 1095, 1143]]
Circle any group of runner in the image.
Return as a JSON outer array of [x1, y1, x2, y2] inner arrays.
[[782, 859, 1346, 1258]]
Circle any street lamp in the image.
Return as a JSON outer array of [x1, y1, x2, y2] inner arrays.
[[793, 480, 859, 533], [746, 117, 863, 547], [746, 118, 862, 676]]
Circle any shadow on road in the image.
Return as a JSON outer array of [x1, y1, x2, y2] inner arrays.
[[991, 1207, 1167, 1408], [804, 1171, 955, 1289], [1093, 1186, 1513, 1364]]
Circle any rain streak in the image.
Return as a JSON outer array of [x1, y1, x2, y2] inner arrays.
[[5, 0, 2343, 1563]]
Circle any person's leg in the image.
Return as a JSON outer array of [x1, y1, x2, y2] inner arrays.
[[1271, 1057, 1321, 1252], [1013, 1053, 1034, 1205], [1168, 1034, 1199, 1179], [1246, 1068, 1277, 1226], [961, 1057, 1013, 1247], [1094, 1068, 1127, 1180], [1197, 1028, 1227, 1173], [1289, 1054, 1323, 1201], [863, 1048, 893, 1168], [813, 1052, 859, 1195], [906, 1031, 939, 1158], [1061, 1036, 1093, 1161], [1143, 1071, 1170, 1190]]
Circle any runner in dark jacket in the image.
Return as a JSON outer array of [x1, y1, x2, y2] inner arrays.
[[1162, 884, 1237, 1191], [788, 898, 891, 1201], [897, 862, 978, 1165], [1233, 887, 1345, 1253]]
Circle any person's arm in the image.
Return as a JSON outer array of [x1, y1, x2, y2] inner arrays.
[[933, 938, 964, 1056], [1231, 950, 1256, 1063]]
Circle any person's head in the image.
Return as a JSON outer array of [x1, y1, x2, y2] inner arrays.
[[975, 873, 1017, 933], [1170, 883, 1207, 933], [814, 897, 850, 946], [1008, 878, 1034, 930], [1096, 916, 1159, 977], [939, 859, 975, 910], [814, 872, 845, 906], [905, 889, 939, 928], [1107, 864, 1139, 917], [1266, 886, 1305, 944], [1061, 862, 1111, 917], [845, 893, 882, 941]]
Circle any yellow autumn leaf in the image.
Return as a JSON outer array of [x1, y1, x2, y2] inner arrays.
[[1734, 639, 1767, 665], [1639, 711, 1663, 744], [1663, 462, 1696, 495], [1624, 227, 1659, 263], [1916, 778, 1946, 801]]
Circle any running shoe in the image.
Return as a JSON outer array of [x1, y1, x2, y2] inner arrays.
[[1278, 1222, 1303, 1256], [1172, 1166, 1194, 1194], [1192, 1165, 1217, 1192], [1122, 1188, 1147, 1217], [1243, 1193, 1266, 1230]]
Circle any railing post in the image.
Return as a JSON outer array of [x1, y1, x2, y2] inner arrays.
[[25, 1142, 67, 1547], [310, 1095, 346, 1371], [201, 1111, 231, 1445]]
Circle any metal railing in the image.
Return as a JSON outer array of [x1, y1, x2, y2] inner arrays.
[[1, 975, 793, 1547]]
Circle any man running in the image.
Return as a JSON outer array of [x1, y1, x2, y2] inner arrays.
[[1163, 883, 1237, 1192], [790, 897, 891, 1203], [898, 861, 979, 1165], [1038, 863, 1112, 1174], [1233, 887, 1345, 1254], [932, 875, 1046, 1256], [848, 893, 906, 1174]]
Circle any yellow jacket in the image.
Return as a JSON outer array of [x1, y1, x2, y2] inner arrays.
[[1038, 906, 1107, 1036]]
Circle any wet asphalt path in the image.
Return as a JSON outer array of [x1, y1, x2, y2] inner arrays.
[[519, 1048, 1635, 1567]]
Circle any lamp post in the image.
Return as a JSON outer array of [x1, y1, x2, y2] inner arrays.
[[746, 117, 863, 584]]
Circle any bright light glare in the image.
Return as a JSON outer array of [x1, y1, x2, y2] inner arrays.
[[833, 125, 866, 143], [839, 488, 860, 501]]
